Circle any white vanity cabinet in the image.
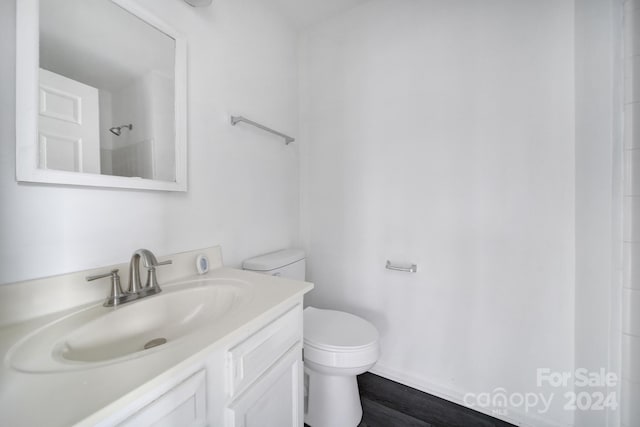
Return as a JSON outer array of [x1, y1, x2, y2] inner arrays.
[[0, 250, 313, 427], [104, 302, 304, 427], [225, 305, 303, 427]]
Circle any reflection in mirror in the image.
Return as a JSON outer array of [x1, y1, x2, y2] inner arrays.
[[39, 0, 176, 182]]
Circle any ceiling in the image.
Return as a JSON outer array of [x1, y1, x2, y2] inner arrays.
[[268, 0, 370, 29], [39, 0, 372, 92], [40, 0, 174, 92]]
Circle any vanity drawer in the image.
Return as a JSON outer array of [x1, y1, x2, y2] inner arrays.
[[118, 369, 207, 427], [227, 304, 302, 397]]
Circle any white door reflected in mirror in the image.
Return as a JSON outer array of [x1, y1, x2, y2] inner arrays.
[[16, 0, 187, 191], [38, 69, 100, 174]]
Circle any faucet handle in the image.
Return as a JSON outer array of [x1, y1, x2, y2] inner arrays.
[[141, 260, 171, 295], [86, 269, 120, 282], [86, 269, 129, 307], [136, 249, 172, 268]]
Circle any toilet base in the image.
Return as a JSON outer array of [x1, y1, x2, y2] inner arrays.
[[304, 366, 363, 427]]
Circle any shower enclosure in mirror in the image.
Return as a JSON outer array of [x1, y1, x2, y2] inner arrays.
[[16, 0, 187, 191]]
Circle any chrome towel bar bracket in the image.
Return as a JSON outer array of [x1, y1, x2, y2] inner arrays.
[[230, 115, 295, 145], [385, 260, 417, 273]]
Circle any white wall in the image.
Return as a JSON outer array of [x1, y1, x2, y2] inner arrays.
[[575, 0, 622, 426], [622, 0, 640, 425], [299, 1, 575, 425], [0, 0, 300, 285], [100, 71, 174, 180], [111, 75, 153, 178]]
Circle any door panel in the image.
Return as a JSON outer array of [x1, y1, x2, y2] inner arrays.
[[38, 68, 100, 173]]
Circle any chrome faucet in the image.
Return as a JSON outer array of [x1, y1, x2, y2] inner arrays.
[[87, 249, 172, 307], [128, 248, 171, 296]]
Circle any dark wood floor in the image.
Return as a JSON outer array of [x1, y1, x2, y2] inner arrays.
[[306, 373, 515, 427], [356, 373, 515, 427]]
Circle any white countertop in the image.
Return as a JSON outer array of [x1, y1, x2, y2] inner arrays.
[[0, 265, 313, 427]]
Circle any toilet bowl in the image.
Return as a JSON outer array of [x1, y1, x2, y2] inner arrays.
[[303, 307, 379, 427], [242, 249, 380, 427]]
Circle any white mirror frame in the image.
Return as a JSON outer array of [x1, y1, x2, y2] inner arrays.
[[16, 0, 188, 192]]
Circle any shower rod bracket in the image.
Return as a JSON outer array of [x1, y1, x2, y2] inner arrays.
[[386, 260, 418, 273]]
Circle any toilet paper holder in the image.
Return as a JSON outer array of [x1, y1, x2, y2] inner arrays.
[[385, 260, 417, 273]]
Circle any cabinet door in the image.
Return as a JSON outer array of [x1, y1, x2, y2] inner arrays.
[[118, 370, 207, 427], [227, 304, 302, 398], [226, 345, 303, 427]]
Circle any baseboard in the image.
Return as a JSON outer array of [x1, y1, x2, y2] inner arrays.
[[369, 363, 571, 427]]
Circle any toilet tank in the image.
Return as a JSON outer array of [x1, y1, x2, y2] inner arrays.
[[242, 248, 306, 280]]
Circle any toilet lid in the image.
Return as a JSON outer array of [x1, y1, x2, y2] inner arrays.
[[304, 307, 378, 351]]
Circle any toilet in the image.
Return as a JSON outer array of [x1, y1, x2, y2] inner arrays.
[[243, 249, 380, 427]]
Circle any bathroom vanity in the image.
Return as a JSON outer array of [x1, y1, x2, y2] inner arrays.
[[0, 247, 313, 426]]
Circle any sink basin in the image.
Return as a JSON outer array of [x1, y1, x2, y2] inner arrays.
[[7, 278, 252, 372]]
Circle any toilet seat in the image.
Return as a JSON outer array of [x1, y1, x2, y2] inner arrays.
[[303, 307, 379, 369]]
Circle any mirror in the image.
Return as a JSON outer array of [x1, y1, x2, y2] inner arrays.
[[16, 0, 187, 191]]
